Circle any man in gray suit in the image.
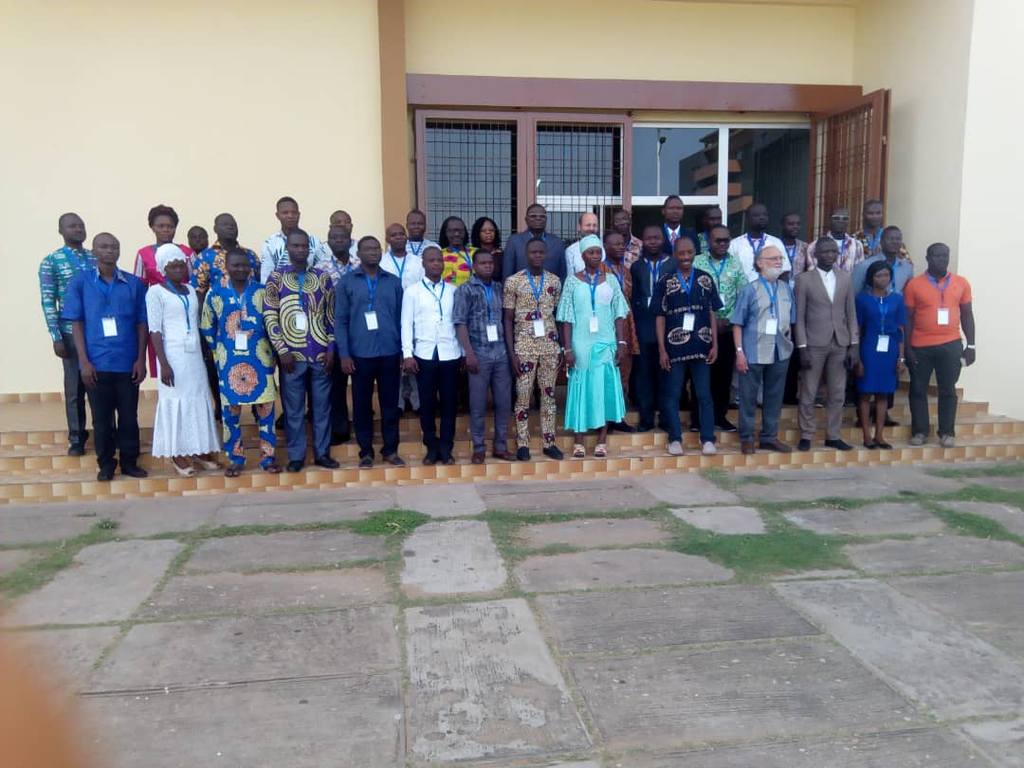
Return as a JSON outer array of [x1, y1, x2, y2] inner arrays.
[[501, 204, 566, 282], [794, 237, 860, 452]]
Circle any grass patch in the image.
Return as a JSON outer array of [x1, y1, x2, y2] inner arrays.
[[928, 462, 1024, 479], [924, 501, 1023, 543], [0, 519, 120, 599], [350, 508, 430, 537]]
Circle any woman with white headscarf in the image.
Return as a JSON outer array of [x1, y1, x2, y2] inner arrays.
[[147, 244, 220, 476]]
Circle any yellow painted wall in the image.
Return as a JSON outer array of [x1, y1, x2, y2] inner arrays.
[[954, 0, 1022, 418], [0, 0, 384, 395], [406, 0, 856, 84]]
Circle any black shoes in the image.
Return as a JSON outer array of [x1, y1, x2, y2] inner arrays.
[[609, 421, 636, 433], [423, 450, 438, 466], [542, 445, 564, 460], [358, 456, 374, 468], [97, 467, 115, 482], [824, 438, 854, 451], [314, 455, 340, 469], [797, 439, 811, 452], [715, 418, 738, 433], [442, 455, 456, 466], [383, 454, 405, 466], [286, 460, 304, 472], [516, 447, 531, 461], [121, 465, 148, 478], [68, 444, 85, 457]]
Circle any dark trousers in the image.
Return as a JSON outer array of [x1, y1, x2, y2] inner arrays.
[[739, 358, 789, 442], [416, 354, 460, 459], [468, 352, 512, 453], [909, 340, 963, 437], [692, 327, 735, 428], [784, 351, 801, 404], [282, 361, 331, 462], [86, 371, 140, 472], [330, 364, 351, 438], [634, 342, 663, 429], [352, 354, 401, 459], [663, 359, 714, 443], [60, 333, 88, 447]]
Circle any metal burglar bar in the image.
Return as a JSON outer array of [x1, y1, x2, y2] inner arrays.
[[423, 119, 517, 243], [535, 123, 623, 241]]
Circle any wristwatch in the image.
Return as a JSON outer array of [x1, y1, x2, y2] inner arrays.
[[966, 344, 976, 349], [735, 347, 744, 354]]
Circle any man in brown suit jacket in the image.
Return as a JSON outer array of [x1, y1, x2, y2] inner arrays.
[[794, 237, 860, 451]]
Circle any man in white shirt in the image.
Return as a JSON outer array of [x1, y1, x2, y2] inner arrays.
[[728, 203, 792, 283], [328, 210, 360, 258], [564, 212, 603, 274], [405, 209, 439, 260], [382, 222, 424, 413], [401, 246, 462, 465], [260, 196, 328, 283]]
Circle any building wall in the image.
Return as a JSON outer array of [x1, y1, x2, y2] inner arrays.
[[0, 0, 383, 394], [405, 0, 856, 85]]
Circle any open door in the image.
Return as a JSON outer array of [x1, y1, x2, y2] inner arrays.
[[807, 89, 890, 237]]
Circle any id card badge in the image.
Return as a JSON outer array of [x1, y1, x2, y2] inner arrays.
[[876, 334, 890, 353], [937, 308, 950, 326], [101, 316, 118, 337], [682, 312, 696, 332], [765, 318, 779, 336], [533, 318, 546, 337], [184, 332, 198, 353], [365, 311, 379, 331], [295, 312, 309, 332], [589, 315, 600, 333], [234, 332, 249, 352], [486, 324, 499, 342]]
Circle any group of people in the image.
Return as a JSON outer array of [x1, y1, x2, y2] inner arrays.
[[38, 195, 976, 481]]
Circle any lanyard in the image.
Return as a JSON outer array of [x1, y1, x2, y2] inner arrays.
[[758, 277, 779, 318], [647, 257, 664, 295], [708, 255, 728, 285], [169, 285, 191, 332], [676, 270, 695, 300], [928, 273, 951, 306], [408, 240, 424, 257], [746, 233, 766, 257], [526, 270, 545, 307], [603, 259, 625, 289], [865, 229, 882, 253], [423, 279, 445, 319], [585, 270, 601, 314], [389, 252, 406, 280], [296, 270, 308, 311], [785, 244, 797, 267], [832, 235, 849, 264], [364, 272, 379, 311], [877, 293, 888, 334], [457, 248, 472, 272], [482, 281, 495, 324], [94, 271, 116, 312]]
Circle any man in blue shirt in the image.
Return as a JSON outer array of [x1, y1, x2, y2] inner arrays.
[[336, 236, 405, 468], [62, 233, 149, 481], [850, 226, 914, 295]]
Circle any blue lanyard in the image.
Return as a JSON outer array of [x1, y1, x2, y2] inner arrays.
[[94, 271, 117, 313], [423, 279, 445, 319], [408, 240, 425, 257], [758, 277, 779, 318], [928, 273, 951, 306], [877, 294, 888, 334], [708, 255, 728, 285], [482, 281, 495, 324], [169, 285, 191, 332], [746, 233, 766, 257], [585, 270, 601, 314], [296, 270, 308, 311], [457, 248, 472, 272], [832, 236, 849, 264], [865, 230, 882, 253], [364, 273, 379, 311], [526, 270, 545, 305], [603, 259, 625, 289], [676, 270, 695, 299], [390, 252, 405, 280], [647, 257, 664, 293], [785, 244, 797, 267]]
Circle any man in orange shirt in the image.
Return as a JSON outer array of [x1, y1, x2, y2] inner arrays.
[[903, 243, 976, 447]]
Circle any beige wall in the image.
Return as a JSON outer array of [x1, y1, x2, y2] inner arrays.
[[955, 0, 1023, 417], [0, 0, 384, 394], [406, 0, 856, 84]]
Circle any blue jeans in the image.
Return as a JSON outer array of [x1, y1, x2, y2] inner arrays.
[[738, 358, 789, 442], [661, 359, 713, 443], [282, 361, 331, 462]]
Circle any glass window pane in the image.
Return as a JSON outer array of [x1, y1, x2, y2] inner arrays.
[[632, 127, 720, 197], [727, 128, 810, 238], [536, 124, 621, 197]]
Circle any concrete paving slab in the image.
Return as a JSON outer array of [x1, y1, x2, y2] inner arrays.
[[401, 519, 506, 596], [92, 606, 398, 691], [939, 500, 1024, 536], [6, 539, 182, 626], [845, 535, 1024, 575], [733, 467, 963, 503], [209, 489, 394, 527], [405, 598, 589, 762], [479, 479, 659, 513], [783, 502, 945, 536], [396, 483, 485, 518], [626, 728, 986, 767], [976, 475, 1024, 491], [84, 674, 403, 768], [110, 498, 222, 537], [515, 549, 732, 593], [138, 567, 389, 619], [184, 530, 387, 574], [518, 518, 669, 549], [890, 571, 1024, 659], [633, 473, 739, 506], [775, 579, 1024, 719], [16, 626, 120, 693], [569, 636, 913, 751], [772, 568, 860, 581], [485, 762, 599, 768], [535, 585, 818, 654], [960, 718, 1024, 768], [670, 505, 765, 534], [0, 508, 99, 545], [0, 548, 37, 575]]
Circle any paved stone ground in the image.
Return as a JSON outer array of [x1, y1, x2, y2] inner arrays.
[[2, 463, 1024, 767]]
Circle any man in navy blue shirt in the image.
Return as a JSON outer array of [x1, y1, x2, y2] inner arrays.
[[629, 224, 671, 431], [63, 233, 149, 481], [335, 236, 405, 468], [660, 195, 699, 257]]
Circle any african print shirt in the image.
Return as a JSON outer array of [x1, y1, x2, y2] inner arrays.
[[601, 260, 639, 354], [441, 246, 477, 286], [264, 265, 335, 365], [39, 245, 95, 341], [623, 234, 643, 268], [320, 253, 361, 287], [192, 242, 261, 294], [805, 234, 865, 273], [502, 270, 562, 358], [652, 268, 723, 364], [200, 283, 277, 405], [693, 252, 747, 322]]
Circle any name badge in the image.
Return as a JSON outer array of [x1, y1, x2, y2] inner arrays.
[[365, 311, 379, 331], [937, 308, 950, 326], [682, 312, 696, 332], [102, 317, 118, 337], [589, 316, 599, 333], [765, 318, 779, 336], [876, 334, 890, 353], [234, 332, 249, 352], [295, 312, 308, 332], [184, 332, 198, 353], [532, 318, 546, 338], [486, 324, 499, 342]]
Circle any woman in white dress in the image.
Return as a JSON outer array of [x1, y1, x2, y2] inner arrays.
[[147, 244, 220, 476]]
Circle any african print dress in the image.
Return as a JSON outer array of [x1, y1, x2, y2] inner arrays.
[[200, 283, 277, 406]]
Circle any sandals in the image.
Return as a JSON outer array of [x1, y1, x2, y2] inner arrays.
[[572, 444, 586, 459], [171, 459, 196, 477], [224, 465, 243, 478], [594, 443, 607, 458]]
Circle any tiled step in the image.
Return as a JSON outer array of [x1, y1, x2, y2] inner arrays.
[[2, 435, 1022, 505]]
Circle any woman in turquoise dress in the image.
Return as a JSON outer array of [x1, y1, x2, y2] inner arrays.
[[557, 235, 630, 458]]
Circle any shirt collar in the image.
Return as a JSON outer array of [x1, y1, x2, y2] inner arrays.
[[95, 267, 129, 283], [469, 275, 497, 289]]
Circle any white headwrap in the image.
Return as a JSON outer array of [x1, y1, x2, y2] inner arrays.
[[155, 243, 188, 275]]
